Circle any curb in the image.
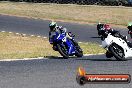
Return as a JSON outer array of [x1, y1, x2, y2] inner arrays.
[[0, 31, 48, 39], [0, 53, 104, 62], [0, 57, 45, 62], [84, 53, 104, 56]]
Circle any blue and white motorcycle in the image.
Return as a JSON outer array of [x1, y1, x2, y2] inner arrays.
[[52, 32, 83, 59]]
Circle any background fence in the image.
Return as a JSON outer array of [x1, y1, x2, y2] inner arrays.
[[0, 0, 131, 6]]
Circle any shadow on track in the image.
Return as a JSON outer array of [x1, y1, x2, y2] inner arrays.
[[90, 36, 101, 38], [76, 54, 132, 61], [46, 56, 78, 59], [45, 55, 111, 61], [46, 54, 132, 61], [76, 58, 118, 61]]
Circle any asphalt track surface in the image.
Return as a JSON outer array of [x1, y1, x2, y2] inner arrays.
[[0, 15, 131, 88]]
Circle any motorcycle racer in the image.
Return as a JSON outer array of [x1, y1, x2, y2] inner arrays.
[[97, 23, 127, 42], [127, 22, 132, 38], [97, 23, 119, 36], [49, 21, 78, 51]]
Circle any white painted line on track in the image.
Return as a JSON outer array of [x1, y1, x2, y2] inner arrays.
[[9, 32, 12, 33], [37, 36, 41, 38], [84, 53, 104, 56], [99, 45, 102, 47], [43, 37, 47, 38], [37, 57, 45, 59], [1, 31, 5, 32], [0, 53, 105, 62], [31, 35, 35, 37], [22, 34, 26, 36], [16, 33, 19, 35], [0, 57, 47, 62]]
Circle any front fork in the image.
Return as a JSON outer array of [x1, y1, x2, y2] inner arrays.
[[64, 40, 75, 55]]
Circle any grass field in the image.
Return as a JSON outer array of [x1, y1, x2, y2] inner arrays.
[[0, 1, 131, 27], [0, 32, 105, 59]]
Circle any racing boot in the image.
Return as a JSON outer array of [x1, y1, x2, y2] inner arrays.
[[52, 44, 58, 51]]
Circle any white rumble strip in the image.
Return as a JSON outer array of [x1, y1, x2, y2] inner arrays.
[[0, 53, 105, 62], [1, 31, 5, 32], [84, 53, 104, 56], [0, 57, 46, 62]]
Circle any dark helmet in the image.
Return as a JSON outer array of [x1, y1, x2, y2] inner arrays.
[[49, 21, 57, 31], [127, 22, 132, 30]]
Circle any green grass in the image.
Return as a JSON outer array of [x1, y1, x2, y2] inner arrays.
[[79, 42, 105, 54], [0, 32, 105, 59]]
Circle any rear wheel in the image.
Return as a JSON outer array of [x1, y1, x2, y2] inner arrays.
[[57, 44, 69, 59], [109, 44, 126, 61]]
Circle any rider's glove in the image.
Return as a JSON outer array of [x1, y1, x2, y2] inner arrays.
[[68, 32, 75, 37]]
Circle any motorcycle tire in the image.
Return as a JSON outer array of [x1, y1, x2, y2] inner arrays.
[[106, 51, 113, 58], [109, 44, 126, 61], [57, 44, 69, 59], [75, 45, 83, 57]]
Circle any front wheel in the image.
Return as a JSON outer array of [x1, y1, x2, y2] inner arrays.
[[106, 51, 113, 58], [75, 45, 83, 57], [109, 44, 126, 61], [57, 44, 69, 59]]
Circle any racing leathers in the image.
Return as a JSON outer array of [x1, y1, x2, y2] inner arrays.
[[49, 26, 77, 53], [128, 29, 132, 38]]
